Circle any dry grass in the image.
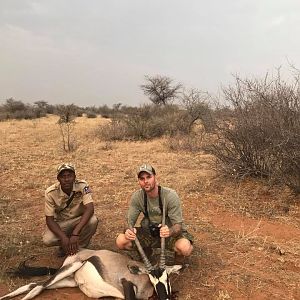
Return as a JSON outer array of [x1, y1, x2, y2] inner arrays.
[[0, 115, 299, 300]]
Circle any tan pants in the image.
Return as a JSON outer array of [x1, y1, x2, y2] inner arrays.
[[42, 215, 98, 248]]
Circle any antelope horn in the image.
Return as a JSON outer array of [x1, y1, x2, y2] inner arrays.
[[159, 197, 166, 269], [129, 227, 154, 272]]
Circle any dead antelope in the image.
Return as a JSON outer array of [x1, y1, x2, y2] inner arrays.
[[0, 201, 182, 299], [0, 239, 181, 300]]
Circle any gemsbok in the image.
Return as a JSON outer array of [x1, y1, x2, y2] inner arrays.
[[0, 200, 183, 300]]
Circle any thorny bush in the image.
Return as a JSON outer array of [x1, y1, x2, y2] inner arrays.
[[209, 72, 300, 194]]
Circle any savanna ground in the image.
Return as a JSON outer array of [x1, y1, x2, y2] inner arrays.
[[0, 115, 299, 300]]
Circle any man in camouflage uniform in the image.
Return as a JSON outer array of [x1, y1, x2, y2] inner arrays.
[[43, 163, 98, 257], [116, 164, 193, 263]]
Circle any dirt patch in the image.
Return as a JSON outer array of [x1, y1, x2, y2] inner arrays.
[[0, 115, 299, 299]]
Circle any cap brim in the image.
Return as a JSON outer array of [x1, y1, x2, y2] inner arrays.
[[57, 168, 75, 175], [137, 170, 153, 176]]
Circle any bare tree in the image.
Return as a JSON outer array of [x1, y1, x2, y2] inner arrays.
[[141, 75, 182, 105]]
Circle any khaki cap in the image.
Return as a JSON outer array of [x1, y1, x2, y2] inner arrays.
[[57, 163, 76, 176], [137, 164, 156, 177]]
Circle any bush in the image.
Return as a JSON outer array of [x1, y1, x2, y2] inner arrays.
[[0, 99, 50, 120], [56, 104, 78, 152], [96, 104, 189, 141], [97, 119, 129, 141], [180, 88, 215, 133], [86, 111, 98, 118], [209, 72, 300, 194]]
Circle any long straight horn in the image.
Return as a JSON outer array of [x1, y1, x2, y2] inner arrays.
[[159, 197, 166, 269], [129, 226, 154, 272]]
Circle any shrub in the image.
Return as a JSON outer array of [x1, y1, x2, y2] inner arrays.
[[97, 119, 129, 141], [209, 72, 300, 194], [56, 104, 78, 152], [0, 99, 51, 120], [96, 104, 193, 141], [180, 88, 215, 133], [86, 111, 98, 118]]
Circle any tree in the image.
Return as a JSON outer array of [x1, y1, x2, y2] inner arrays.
[[141, 75, 182, 105], [33, 101, 50, 117], [4, 98, 26, 113]]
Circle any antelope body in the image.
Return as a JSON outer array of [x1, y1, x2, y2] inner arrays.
[[0, 248, 181, 300], [1, 196, 181, 299]]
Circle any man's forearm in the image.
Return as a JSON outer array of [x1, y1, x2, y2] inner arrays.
[[169, 223, 182, 237], [72, 203, 94, 235], [46, 216, 67, 240]]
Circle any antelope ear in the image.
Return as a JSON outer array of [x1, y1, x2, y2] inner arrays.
[[166, 264, 183, 275], [127, 262, 148, 275]]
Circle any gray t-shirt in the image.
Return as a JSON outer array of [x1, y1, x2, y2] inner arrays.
[[127, 186, 187, 231]]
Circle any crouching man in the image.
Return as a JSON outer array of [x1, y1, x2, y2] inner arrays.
[[116, 164, 193, 264], [43, 163, 98, 257]]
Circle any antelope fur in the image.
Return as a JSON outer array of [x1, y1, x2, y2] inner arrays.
[[0, 198, 182, 300]]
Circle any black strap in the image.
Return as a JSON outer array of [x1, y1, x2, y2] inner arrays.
[[143, 186, 164, 220], [60, 191, 75, 212]]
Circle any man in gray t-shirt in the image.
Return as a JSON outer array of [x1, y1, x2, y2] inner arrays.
[[116, 164, 193, 262]]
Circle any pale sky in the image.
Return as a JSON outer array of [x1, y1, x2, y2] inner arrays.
[[1, 0, 300, 107]]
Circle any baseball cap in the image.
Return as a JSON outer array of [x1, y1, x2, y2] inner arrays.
[[137, 164, 156, 177], [57, 163, 76, 176]]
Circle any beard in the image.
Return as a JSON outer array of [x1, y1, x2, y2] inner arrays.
[[143, 182, 156, 193]]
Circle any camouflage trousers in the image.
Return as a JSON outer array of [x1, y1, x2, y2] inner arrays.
[[133, 226, 194, 251]]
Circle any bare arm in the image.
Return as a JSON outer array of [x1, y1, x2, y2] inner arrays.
[[160, 223, 182, 238], [67, 202, 94, 254], [46, 215, 68, 240]]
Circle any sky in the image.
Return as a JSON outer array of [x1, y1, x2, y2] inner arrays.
[[1, 0, 300, 107]]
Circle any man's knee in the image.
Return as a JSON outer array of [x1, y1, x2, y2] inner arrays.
[[81, 215, 98, 239], [116, 233, 132, 250], [87, 215, 98, 230], [42, 231, 58, 246], [42, 235, 51, 246], [174, 238, 193, 256]]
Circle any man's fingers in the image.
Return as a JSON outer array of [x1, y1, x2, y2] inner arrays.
[[127, 228, 136, 236], [125, 228, 136, 240]]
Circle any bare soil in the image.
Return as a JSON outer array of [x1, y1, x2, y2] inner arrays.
[[0, 115, 299, 300]]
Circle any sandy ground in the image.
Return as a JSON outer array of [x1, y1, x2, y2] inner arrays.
[[0, 115, 299, 300]]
